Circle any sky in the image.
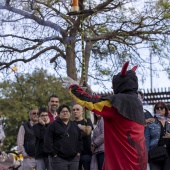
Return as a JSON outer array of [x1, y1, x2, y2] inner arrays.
[[90, 61, 170, 93]]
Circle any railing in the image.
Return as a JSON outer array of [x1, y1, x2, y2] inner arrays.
[[142, 87, 170, 105], [96, 87, 170, 105]]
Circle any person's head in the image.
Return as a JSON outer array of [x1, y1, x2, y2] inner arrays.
[[112, 61, 138, 94], [48, 94, 59, 112], [57, 104, 71, 122], [29, 108, 39, 123], [38, 108, 49, 123], [154, 101, 168, 117], [72, 104, 84, 121], [138, 91, 144, 103], [93, 113, 102, 125]]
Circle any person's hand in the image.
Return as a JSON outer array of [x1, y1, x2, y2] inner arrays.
[[45, 117, 50, 124], [77, 153, 80, 156], [77, 124, 84, 130], [60, 77, 79, 89], [38, 117, 45, 125], [91, 145, 95, 153], [167, 118, 170, 123], [23, 155, 31, 159], [163, 132, 170, 138], [145, 118, 155, 124]]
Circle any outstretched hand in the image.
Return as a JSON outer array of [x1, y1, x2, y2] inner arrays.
[[60, 77, 79, 89]]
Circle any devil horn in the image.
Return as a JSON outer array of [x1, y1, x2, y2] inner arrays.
[[131, 65, 138, 71], [120, 61, 129, 76]]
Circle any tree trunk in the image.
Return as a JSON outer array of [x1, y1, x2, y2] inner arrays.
[[65, 42, 77, 81], [80, 41, 93, 85]]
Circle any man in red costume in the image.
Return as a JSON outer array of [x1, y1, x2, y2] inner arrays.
[[68, 61, 147, 170]]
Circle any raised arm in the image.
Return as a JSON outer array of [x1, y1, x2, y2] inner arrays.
[[69, 84, 113, 118]]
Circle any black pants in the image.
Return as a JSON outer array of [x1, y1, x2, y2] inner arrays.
[[150, 155, 170, 170], [78, 155, 92, 170], [96, 152, 104, 170]]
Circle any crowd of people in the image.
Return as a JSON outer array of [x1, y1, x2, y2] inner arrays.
[[0, 61, 170, 170]]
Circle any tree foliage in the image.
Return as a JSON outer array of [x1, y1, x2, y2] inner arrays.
[[0, 69, 71, 150], [0, 0, 170, 90]]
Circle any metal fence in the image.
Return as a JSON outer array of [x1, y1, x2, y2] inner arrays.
[[96, 87, 170, 105], [142, 87, 170, 105]]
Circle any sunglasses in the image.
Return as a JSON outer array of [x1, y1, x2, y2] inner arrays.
[[32, 112, 38, 115], [156, 106, 165, 110]]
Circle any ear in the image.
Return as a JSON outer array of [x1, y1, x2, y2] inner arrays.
[[120, 61, 129, 76], [131, 65, 138, 71]]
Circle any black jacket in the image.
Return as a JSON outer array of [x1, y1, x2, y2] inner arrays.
[[44, 118, 82, 160], [33, 123, 50, 159]]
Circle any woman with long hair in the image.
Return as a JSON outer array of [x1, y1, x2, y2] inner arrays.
[[145, 101, 170, 170]]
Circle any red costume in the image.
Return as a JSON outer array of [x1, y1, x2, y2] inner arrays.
[[69, 61, 147, 170]]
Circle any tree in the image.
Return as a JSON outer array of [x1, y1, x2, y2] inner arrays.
[[0, 0, 170, 90], [0, 69, 71, 150]]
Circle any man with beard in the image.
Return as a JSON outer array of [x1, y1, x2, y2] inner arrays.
[[48, 94, 60, 123]]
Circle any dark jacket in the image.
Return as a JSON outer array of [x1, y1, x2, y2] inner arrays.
[[23, 121, 36, 157], [44, 118, 82, 160], [33, 123, 50, 159]]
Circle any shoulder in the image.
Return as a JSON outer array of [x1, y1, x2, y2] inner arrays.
[[50, 119, 58, 127], [147, 119, 158, 127], [71, 121, 79, 127], [86, 118, 93, 126], [22, 121, 30, 128]]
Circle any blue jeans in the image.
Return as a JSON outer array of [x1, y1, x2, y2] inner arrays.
[[78, 155, 92, 170], [49, 155, 80, 170]]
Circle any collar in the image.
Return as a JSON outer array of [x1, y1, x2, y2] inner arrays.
[[29, 120, 34, 126]]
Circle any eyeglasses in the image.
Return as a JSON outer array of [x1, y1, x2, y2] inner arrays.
[[32, 112, 38, 115], [156, 106, 165, 110], [73, 108, 80, 111], [61, 110, 69, 113], [40, 114, 48, 117]]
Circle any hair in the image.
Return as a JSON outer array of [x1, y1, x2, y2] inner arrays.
[[38, 108, 48, 116], [154, 101, 169, 117], [93, 114, 98, 125], [138, 91, 144, 99], [48, 94, 59, 102], [57, 104, 71, 115], [166, 104, 170, 110], [29, 108, 38, 115]]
